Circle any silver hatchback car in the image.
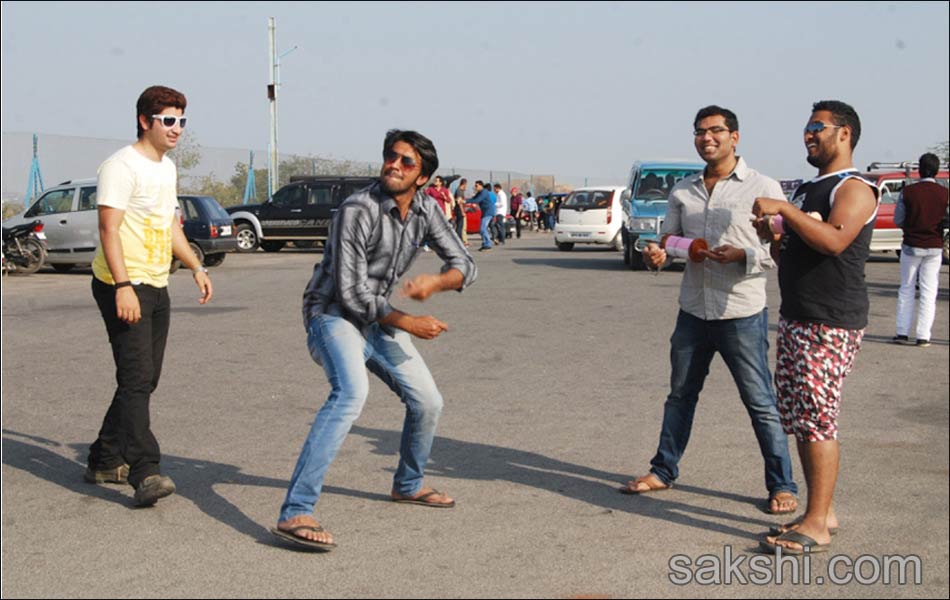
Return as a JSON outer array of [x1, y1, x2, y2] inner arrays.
[[3, 179, 99, 272]]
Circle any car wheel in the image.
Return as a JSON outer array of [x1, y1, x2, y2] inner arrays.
[[52, 264, 75, 273], [203, 253, 226, 267], [292, 241, 316, 249], [556, 242, 574, 251], [260, 240, 286, 252], [169, 259, 181, 274], [622, 234, 630, 265], [235, 222, 259, 253], [189, 242, 205, 265]]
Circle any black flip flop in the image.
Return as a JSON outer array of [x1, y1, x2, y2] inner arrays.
[[270, 525, 337, 552], [768, 519, 839, 537], [759, 530, 831, 555]]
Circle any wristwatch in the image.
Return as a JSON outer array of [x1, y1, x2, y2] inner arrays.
[[192, 265, 209, 275]]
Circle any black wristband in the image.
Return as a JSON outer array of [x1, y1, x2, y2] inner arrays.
[[114, 281, 133, 290]]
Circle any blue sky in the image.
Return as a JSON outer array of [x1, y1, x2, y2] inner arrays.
[[2, 1, 948, 184]]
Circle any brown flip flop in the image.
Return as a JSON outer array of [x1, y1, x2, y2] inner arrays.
[[391, 489, 456, 508], [619, 475, 672, 495]]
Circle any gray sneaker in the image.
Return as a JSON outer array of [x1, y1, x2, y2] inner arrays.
[[133, 475, 176, 507], [84, 463, 130, 484]]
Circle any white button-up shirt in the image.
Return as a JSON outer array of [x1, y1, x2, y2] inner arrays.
[[661, 156, 785, 320]]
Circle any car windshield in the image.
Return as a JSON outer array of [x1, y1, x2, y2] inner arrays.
[[634, 169, 699, 201], [563, 190, 613, 209]]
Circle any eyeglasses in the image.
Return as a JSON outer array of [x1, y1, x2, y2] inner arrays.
[[803, 121, 841, 135], [693, 126, 731, 137], [383, 149, 418, 169], [151, 114, 187, 129]]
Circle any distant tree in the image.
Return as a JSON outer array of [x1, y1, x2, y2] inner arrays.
[[279, 155, 375, 182], [2, 201, 24, 219], [168, 130, 202, 190], [230, 162, 269, 204], [929, 140, 949, 163], [189, 173, 241, 207]]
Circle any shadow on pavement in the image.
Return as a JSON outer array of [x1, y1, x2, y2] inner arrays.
[[1, 429, 377, 547], [4, 426, 782, 544], [351, 425, 778, 541]]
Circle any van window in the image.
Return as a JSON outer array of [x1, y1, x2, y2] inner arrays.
[[25, 188, 74, 217], [634, 170, 699, 201]]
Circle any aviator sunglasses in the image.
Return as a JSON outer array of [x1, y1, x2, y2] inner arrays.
[[803, 121, 841, 135], [383, 149, 418, 169]]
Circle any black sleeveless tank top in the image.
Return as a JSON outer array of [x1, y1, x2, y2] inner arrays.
[[779, 171, 879, 330]]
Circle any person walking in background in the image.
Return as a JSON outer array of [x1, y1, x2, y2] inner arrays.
[[509, 187, 524, 239], [423, 175, 453, 252], [454, 178, 469, 245], [467, 180, 496, 251], [892, 152, 948, 347], [520, 190, 538, 231], [492, 183, 507, 245]]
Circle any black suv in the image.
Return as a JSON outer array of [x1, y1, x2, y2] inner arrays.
[[226, 176, 376, 252], [170, 195, 237, 271]]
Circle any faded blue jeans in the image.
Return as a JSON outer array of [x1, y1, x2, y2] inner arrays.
[[279, 312, 444, 522], [649, 309, 797, 497], [479, 215, 494, 249]]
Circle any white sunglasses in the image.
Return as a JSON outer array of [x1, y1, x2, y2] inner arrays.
[[151, 114, 188, 128]]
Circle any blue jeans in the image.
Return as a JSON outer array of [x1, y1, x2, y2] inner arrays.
[[279, 313, 444, 522], [479, 215, 494, 249], [649, 309, 797, 496]]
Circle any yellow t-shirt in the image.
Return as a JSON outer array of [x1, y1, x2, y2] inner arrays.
[[91, 145, 179, 288]]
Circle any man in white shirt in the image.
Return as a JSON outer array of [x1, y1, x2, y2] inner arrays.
[[493, 183, 508, 244], [621, 106, 798, 517]]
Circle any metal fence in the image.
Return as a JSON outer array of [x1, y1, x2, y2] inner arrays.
[[2, 132, 579, 210]]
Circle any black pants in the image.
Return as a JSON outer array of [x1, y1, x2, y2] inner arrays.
[[89, 277, 170, 487]]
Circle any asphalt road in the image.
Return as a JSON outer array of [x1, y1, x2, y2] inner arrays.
[[2, 233, 948, 598]]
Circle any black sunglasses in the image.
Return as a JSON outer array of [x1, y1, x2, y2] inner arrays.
[[383, 149, 418, 169]]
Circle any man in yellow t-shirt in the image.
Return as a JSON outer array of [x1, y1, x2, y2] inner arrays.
[[87, 85, 213, 507]]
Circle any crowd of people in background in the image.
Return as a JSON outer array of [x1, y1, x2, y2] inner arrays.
[[424, 177, 567, 251]]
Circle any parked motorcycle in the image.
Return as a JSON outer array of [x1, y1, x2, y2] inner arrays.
[[2, 220, 48, 275]]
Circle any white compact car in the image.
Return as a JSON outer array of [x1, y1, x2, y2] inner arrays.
[[554, 186, 626, 251]]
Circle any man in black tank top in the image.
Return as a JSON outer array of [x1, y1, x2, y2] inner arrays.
[[752, 100, 879, 555]]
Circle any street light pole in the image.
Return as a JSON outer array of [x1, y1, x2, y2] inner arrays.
[[267, 17, 298, 198], [267, 17, 278, 198]]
